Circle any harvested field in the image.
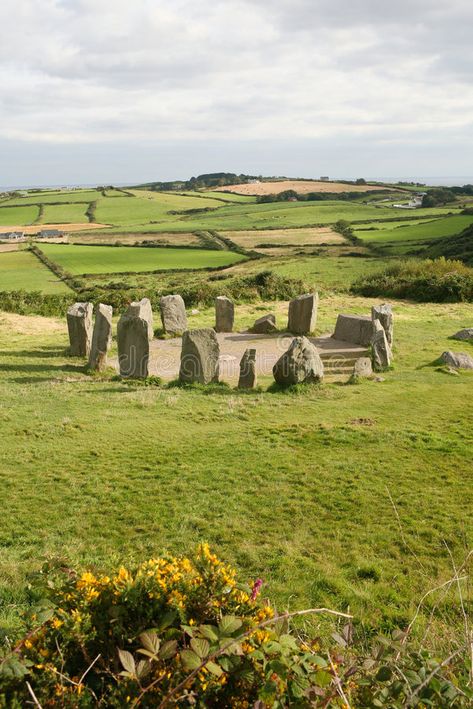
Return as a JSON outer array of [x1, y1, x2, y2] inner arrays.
[[223, 226, 345, 249], [0, 222, 111, 234], [70, 232, 203, 246], [214, 180, 387, 196], [0, 243, 21, 253]]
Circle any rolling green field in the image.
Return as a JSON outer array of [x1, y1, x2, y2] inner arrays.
[[355, 214, 473, 249], [0, 296, 471, 639], [39, 243, 246, 274], [0, 205, 39, 226], [42, 202, 90, 223], [0, 250, 72, 293], [2, 189, 102, 206]]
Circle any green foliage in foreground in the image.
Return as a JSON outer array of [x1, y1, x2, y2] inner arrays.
[[422, 224, 473, 266], [351, 258, 473, 302], [1, 549, 471, 708]]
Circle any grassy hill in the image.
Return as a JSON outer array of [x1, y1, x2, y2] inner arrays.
[[422, 223, 473, 265]]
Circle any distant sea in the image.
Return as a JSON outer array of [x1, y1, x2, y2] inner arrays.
[[368, 176, 473, 187]]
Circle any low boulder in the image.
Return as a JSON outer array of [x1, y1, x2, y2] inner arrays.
[[334, 314, 374, 346], [440, 351, 473, 370], [179, 328, 220, 384], [67, 302, 93, 357], [371, 320, 392, 371], [287, 293, 318, 335], [215, 296, 234, 333], [127, 298, 153, 341], [238, 348, 257, 389], [160, 294, 187, 336], [451, 328, 473, 341], [251, 314, 277, 334], [117, 311, 149, 378], [273, 336, 324, 386], [372, 303, 393, 345], [353, 357, 373, 378], [88, 303, 113, 371]]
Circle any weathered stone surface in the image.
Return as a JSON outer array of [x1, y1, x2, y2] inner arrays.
[[88, 303, 113, 371], [371, 320, 392, 371], [127, 298, 154, 341], [287, 293, 318, 335], [353, 357, 373, 378], [334, 314, 374, 346], [179, 328, 220, 384], [238, 348, 257, 389], [117, 312, 149, 378], [215, 296, 234, 333], [67, 302, 93, 357], [440, 350, 473, 370], [372, 303, 393, 345], [160, 294, 187, 335], [451, 328, 473, 341], [251, 314, 277, 334], [273, 336, 324, 386]]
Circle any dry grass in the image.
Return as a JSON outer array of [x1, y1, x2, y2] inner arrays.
[[223, 227, 344, 248], [0, 223, 111, 234], [214, 181, 385, 196], [0, 310, 64, 336], [0, 243, 21, 253], [70, 232, 202, 246]]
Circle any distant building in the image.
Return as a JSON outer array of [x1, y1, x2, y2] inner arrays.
[[320, 176, 329, 181], [0, 231, 24, 240], [37, 229, 65, 239]]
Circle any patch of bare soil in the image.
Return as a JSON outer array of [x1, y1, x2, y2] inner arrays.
[[213, 180, 385, 196]]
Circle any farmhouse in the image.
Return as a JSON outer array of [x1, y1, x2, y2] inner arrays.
[[320, 176, 330, 181], [0, 231, 24, 240], [37, 229, 65, 239]]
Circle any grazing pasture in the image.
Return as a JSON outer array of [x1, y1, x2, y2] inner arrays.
[[39, 243, 246, 274], [0, 250, 72, 293], [42, 202, 90, 224], [2, 189, 102, 205], [0, 205, 39, 226]]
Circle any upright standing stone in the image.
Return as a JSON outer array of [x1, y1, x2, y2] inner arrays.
[[127, 298, 154, 341], [215, 296, 234, 333], [88, 303, 113, 371], [160, 294, 187, 336], [179, 329, 220, 384], [117, 310, 149, 378], [334, 314, 374, 346], [372, 303, 393, 346], [287, 293, 318, 335], [371, 320, 392, 371], [67, 302, 93, 357], [273, 336, 324, 386], [238, 349, 257, 389]]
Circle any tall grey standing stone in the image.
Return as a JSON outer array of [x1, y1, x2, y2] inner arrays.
[[67, 302, 93, 357], [117, 311, 149, 378], [334, 314, 374, 346], [127, 298, 154, 341], [440, 351, 473, 370], [273, 336, 324, 386], [179, 328, 220, 384], [371, 320, 392, 371], [160, 294, 187, 336], [287, 293, 318, 335], [372, 303, 393, 346], [88, 303, 113, 371], [215, 296, 234, 333], [238, 348, 257, 389]]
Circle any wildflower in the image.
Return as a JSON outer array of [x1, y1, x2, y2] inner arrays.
[[250, 578, 263, 601], [52, 618, 63, 629]]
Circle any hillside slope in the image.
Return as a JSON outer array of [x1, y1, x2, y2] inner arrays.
[[423, 223, 473, 265]]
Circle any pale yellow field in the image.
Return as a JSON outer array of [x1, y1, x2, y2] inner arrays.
[[214, 180, 385, 196], [70, 232, 202, 246], [223, 226, 345, 248], [0, 222, 110, 234]]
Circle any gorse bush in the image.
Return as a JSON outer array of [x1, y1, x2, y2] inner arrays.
[[351, 258, 473, 302], [1, 547, 471, 708]]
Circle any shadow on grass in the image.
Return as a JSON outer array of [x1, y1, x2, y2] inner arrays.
[[2, 347, 68, 359]]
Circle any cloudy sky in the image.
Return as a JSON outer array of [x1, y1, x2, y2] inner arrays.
[[1, 0, 472, 186]]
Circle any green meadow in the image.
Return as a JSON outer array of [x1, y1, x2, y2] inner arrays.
[[0, 205, 39, 226], [355, 214, 473, 249], [0, 250, 71, 293]]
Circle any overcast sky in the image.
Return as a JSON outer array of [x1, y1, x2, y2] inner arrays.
[[1, 0, 472, 186]]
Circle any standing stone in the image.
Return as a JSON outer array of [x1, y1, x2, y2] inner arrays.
[[440, 351, 473, 370], [160, 294, 187, 336], [334, 314, 374, 346], [251, 314, 277, 334], [179, 328, 220, 384], [126, 298, 153, 341], [352, 357, 373, 378], [67, 302, 93, 357], [273, 336, 324, 386], [215, 296, 234, 333], [117, 311, 149, 378], [372, 303, 393, 346], [371, 320, 392, 371], [238, 349, 257, 389], [451, 328, 473, 341], [287, 293, 318, 335], [88, 304, 113, 371]]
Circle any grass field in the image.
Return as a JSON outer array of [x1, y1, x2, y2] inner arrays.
[[0, 205, 39, 226], [0, 297, 472, 639], [42, 202, 90, 224], [2, 189, 102, 206], [223, 227, 344, 248], [0, 250, 72, 293], [355, 214, 473, 250], [39, 243, 246, 274]]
